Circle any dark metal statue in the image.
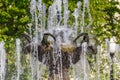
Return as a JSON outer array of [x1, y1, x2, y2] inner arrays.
[[21, 32, 97, 80]]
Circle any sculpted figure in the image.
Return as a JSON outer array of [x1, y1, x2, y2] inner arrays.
[[22, 32, 97, 80]]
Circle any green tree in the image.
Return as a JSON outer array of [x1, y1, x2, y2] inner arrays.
[[0, 0, 30, 40], [90, 0, 120, 43], [0, 0, 120, 79], [0, 0, 31, 79]]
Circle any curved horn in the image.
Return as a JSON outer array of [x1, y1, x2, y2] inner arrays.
[[44, 33, 56, 41], [73, 32, 88, 43], [41, 33, 56, 46]]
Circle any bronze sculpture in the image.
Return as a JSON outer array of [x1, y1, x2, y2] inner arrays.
[[21, 32, 97, 80]]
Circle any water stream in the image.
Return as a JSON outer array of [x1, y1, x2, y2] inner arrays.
[[0, 41, 6, 80], [1, 0, 120, 80], [16, 39, 21, 80]]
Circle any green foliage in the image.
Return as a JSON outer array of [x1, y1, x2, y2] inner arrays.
[[0, 0, 30, 38], [0, 0, 31, 79], [0, 0, 120, 79], [90, 0, 120, 43]]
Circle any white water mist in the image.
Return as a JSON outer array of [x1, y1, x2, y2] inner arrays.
[[0, 41, 6, 80], [82, 42, 90, 80], [29, 0, 93, 79], [81, 0, 92, 32], [16, 39, 22, 80], [96, 46, 101, 80]]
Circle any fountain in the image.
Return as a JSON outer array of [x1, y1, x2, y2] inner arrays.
[[21, 0, 96, 80], [0, 0, 95, 80], [1, 0, 120, 80]]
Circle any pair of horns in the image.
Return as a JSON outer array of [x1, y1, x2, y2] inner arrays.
[[22, 32, 56, 43], [23, 32, 90, 44]]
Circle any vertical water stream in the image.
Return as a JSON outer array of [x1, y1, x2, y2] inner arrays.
[[0, 41, 6, 80]]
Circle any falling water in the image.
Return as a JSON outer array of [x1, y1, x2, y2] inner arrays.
[[96, 46, 101, 80], [16, 39, 22, 80], [29, 51, 35, 80], [81, 0, 92, 32], [0, 41, 6, 80], [82, 42, 87, 80], [30, 0, 40, 80], [72, 1, 82, 37], [34, 0, 92, 79], [63, 0, 69, 28], [2, 0, 94, 79], [0, 0, 120, 79], [82, 42, 90, 80], [29, 40, 40, 80], [105, 39, 110, 80], [57, 37, 63, 80]]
